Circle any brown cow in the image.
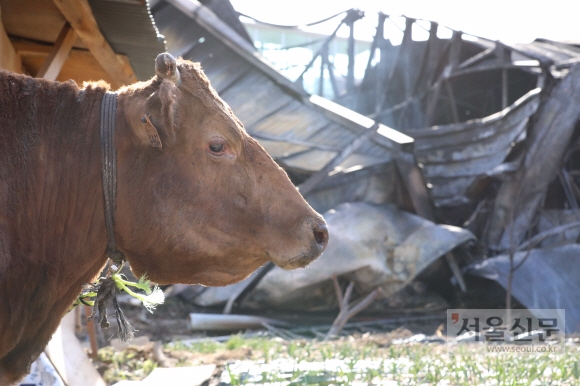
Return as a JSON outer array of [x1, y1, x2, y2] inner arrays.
[[0, 53, 328, 384]]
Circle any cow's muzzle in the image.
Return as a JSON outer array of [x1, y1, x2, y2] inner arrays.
[[276, 217, 329, 270]]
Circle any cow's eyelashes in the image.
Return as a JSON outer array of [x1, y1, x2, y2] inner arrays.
[[207, 138, 227, 155]]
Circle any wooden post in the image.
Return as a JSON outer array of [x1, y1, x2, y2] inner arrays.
[[375, 17, 413, 116], [84, 305, 99, 360], [346, 18, 355, 93], [445, 80, 459, 123], [324, 53, 340, 98], [342, 9, 363, 95], [318, 44, 326, 96], [325, 275, 381, 340], [495, 42, 511, 110], [411, 22, 438, 95], [502, 68, 509, 109], [36, 22, 76, 80], [51, 0, 136, 87], [363, 12, 386, 79], [425, 31, 462, 126], [0, 5, 21, 73], [374, 30, 389, 115]]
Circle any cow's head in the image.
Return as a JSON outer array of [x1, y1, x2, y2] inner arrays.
[[115, 53, 328, 286]]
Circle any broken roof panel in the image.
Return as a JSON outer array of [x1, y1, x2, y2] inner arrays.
[[152, 0, 410, 176], [510, 39, 580, 67], [406, 88, 541, 206], [197, 0, 254, 46]]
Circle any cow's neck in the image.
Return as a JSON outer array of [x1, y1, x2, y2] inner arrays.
[[0, 74, 111, 376]]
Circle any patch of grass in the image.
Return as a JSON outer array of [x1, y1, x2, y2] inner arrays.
[[99, 334, 580, 385], [169, 338, 222, 353], [96, 346, 157, 384]]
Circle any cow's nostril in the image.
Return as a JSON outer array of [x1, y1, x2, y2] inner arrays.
[[313, 223, 329, 250]]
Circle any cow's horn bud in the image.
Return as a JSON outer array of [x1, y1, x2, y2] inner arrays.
[[155, 53, 181, 84]]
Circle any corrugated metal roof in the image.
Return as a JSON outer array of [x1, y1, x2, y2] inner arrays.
[[90, 0, 166, 81], [198, 0, 254, 46], [151, 0, 412, 177], [510, 39, 580, 67], [406, 88, 541, 207]]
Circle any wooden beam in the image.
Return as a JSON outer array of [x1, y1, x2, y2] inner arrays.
[[14, 40, 132, 86], [395, 151, 435, 221], [0, 6, 21, 72], [45, 312, 107, 386], [36, 22, 76, 80], [299, 125, 377, 197], [51, 0, 136, 87]]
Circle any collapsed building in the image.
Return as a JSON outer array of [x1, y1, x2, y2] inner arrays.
[[151, 0, 580, 332]]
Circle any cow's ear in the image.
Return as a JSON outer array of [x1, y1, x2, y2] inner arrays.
[[155, 77, 180, 144], [136, 78, 179, 147], [153, 53, 181, 144], [155, 52, 181, 142]]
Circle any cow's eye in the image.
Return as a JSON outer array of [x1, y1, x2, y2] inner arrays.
[[208, 139, 226, 154]]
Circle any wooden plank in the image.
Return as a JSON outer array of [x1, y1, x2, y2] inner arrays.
[[280, 148, 338, 173], [310, 161, 392, 192], [0, 6, 21, 72], [309, 95, 414, 154], [299, 125, 378, 196], [396, 152, 436, 221], [305, 123, 359, 150], [450, 59, 540, 78], [254, 139, 311, 159], [51, 0, 136, 87], [250, 132, 340, 153], [457, 46, 495, 70], [36, 22, 76, 80], [193, 49, 253, 93], [251, 101, 330, 140], [219, 72, 295, 128], [45, 312, 107, 386], [15, 40, 132, 85], [0, 0, 75, 48]]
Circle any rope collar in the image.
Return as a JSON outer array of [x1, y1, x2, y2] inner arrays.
[[100, 91, 125, 266]]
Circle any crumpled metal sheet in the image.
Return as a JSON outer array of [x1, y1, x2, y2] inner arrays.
[[405, 88, 540, 207], [537, 210, 580, 248], [464, 244, 580, 333], [238, 202, 475, 310]]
